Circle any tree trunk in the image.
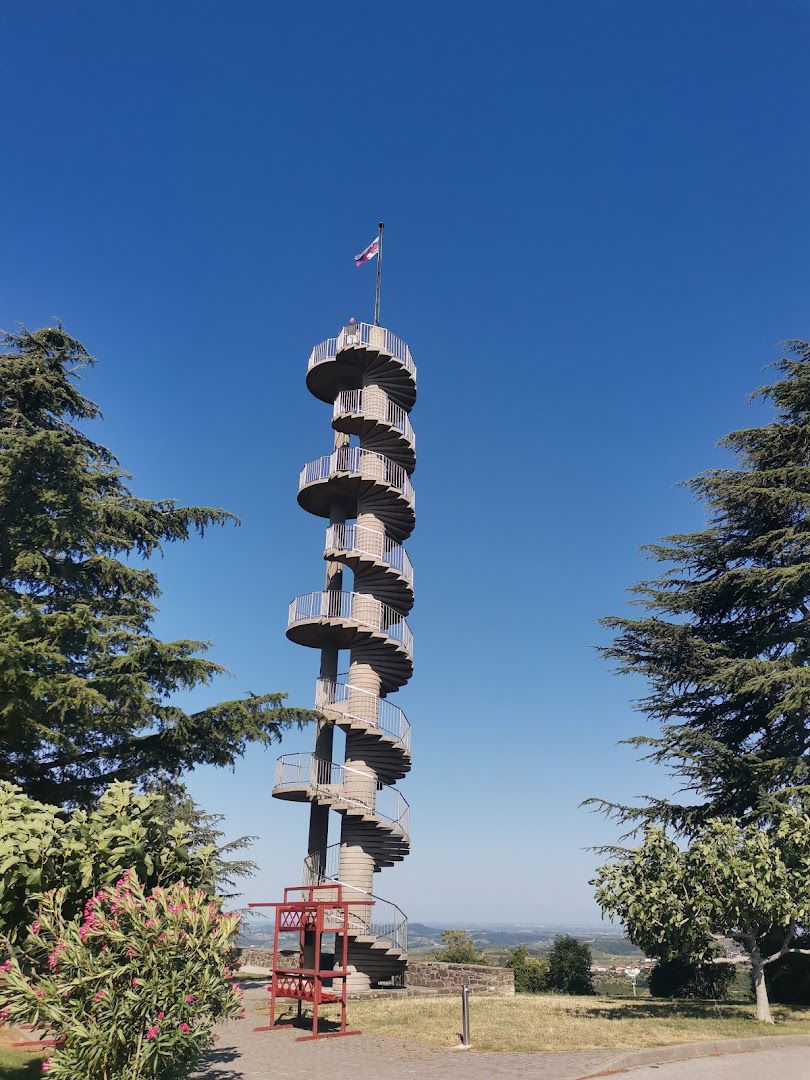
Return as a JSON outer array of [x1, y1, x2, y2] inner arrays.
[[750, 948, 773, 1024]]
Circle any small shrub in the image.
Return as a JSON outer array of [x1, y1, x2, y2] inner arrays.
[[0, 873, 242, 1079], [649, 958, 735, 1000], [433, 930, 488, 965], [545, 935, 595, 995], [504, 945, 548, 993]]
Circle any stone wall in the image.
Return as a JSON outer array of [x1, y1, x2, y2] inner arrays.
[[235, 947, 298, 970], [235, 951, 514, 996], [405, 961, 514, 996]]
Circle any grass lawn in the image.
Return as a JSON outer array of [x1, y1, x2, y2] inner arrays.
[[317, 994, 810, 1052], [0, 1029, 46, 1078]]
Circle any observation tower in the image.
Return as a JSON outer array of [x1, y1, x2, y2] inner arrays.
[[272, 318, 416, 992]]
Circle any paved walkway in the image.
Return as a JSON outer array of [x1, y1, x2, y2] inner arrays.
[[193, 985, 810, 1080], [618, 1047, 809, 1080]]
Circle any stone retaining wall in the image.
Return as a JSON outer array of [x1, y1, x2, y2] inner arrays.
[[236, 950, 514, 996], [405, 961, 514, 996], [235, 947, 298, 969]]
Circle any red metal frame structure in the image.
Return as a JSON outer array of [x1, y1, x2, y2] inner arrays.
[[250, 884, 372, 1042]]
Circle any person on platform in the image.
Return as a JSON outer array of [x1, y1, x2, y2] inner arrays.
[[345, 317, 360, 345]]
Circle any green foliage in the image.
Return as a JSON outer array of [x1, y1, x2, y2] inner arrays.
[[590, 341, 810, 833], [0, 326, 316, 806], [504, 944, 548, 993], [592, 807, 810, 1020], [0, 875, 242, 1078], [140, 778, 256, 898], [545, 935, 595, 995], [0, 782, 217, 948], [592, 810, 810, 963], [433, 930, 488, 965], [649, 958, 736, 1000]]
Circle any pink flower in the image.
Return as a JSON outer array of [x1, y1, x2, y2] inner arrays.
[[36, 988, 44, 999], [31, 921, 40, 935], [47, 943, 66, 969], [41, 1059, 51, 1073], [131, 978, 140, 987], [179, 1022, 191, 1032], [125, 946, 136, 958], [145, 1025, 159, 1040], [1, 960, 13, 973], [0, 1008, 10, 1020], [157, 1011, 165, 1020], [92, 990, 105, 1003], [184, 994, 194, 1003]]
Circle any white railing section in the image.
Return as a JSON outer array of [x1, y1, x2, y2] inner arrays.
[[308, 337, 337, 367], [315, 675, 412, 751], [333, 389, 415, 450], [303, 844, 408, 956], [325, 524, 414, 588], [274, 753, 410, 835], [287, 591, 414, 656], [306, 323, 416, 379], [299, 446, 415, 508]]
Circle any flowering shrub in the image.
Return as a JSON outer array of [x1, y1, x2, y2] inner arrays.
[[0, 782, 218, 948], [0, 873, 243, 1079]]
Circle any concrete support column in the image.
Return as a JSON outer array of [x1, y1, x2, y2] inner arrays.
[[355, 510, 386, 561], [307, 489, 346, 877]]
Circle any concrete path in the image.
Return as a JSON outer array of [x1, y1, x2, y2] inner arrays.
[[193, 985, 810, 1080], [614, 1046, 809, 1079]]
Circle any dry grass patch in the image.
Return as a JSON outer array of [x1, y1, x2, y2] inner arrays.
[[332, 994, 810, 1052]]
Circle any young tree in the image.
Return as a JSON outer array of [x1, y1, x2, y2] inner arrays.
[[504, 944, 548, 993], [545, 935, 595, 995], [433, 929, 488, 965], [589, 341, 810, 833], [0, 327, 316, 806], [591, 807, 810, 1022]]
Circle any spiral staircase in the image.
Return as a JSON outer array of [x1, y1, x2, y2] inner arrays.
[[273, 321, 416, 992]]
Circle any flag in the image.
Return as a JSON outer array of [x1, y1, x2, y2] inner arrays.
[[355, 237, 380, 267]]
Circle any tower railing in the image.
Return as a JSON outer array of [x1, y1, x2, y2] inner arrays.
[[333, 389, 416, 449], [303, 844, 408, 956], [299, 446, 415, 508], [315, 675, 411, 750], [325, 524, 414, 588], [274, 753, 410, 834], [287, 590, 414, 657], [306, 323, 416, 378]]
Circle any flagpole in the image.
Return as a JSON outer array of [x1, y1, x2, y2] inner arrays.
[[373, 221, 384, 326]]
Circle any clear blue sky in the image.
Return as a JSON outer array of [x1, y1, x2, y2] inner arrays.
[[2, 1, 808, 924]]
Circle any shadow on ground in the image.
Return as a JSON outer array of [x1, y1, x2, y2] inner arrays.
[[193, 1045, 245, 1080], [574, 1002, 755, 1021], [0, 1062, 44, 1080]]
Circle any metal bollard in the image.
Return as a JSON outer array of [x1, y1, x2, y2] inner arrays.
[[460, 981, 471, 1048]]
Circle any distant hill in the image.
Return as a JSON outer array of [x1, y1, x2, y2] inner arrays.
[[406, 923, 643, 960], [238, 918, 644, 962]]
